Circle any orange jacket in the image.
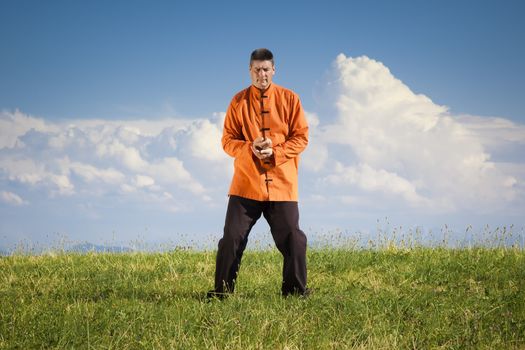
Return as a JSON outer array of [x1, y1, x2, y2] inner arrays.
[[222, 84, 309, 201]]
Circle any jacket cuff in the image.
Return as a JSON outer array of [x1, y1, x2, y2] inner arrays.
[[272, 147, 286, 167]]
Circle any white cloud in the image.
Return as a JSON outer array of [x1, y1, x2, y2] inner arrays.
[[182, 119, 227, 161], [0, 109, 58, 149], [49, 174, 75, 196], [326, 162, 432, 207], [68, 161, 125, 184], [0, 110, 226, 208], [306, 54, 523, 214], [1, 190, 28, 206], [0, 156, 75, 195], [135, 174, 155, 188], [147, 157, 206, 195], [301, 112, 329, 172], [456, 115, 525, 145], [96, 140, 149, 171]]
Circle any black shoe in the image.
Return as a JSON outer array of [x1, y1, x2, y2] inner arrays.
[[206, 290, 228, 301], [283, 287, 311, 298], [301, 288, 312, 298]]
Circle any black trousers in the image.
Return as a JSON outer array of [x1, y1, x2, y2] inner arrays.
[[214, 195, 307, 295]]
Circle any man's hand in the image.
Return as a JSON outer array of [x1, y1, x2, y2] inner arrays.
[[251, 137, 273, 160]]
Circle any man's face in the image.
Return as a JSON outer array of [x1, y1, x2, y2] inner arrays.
[[250, 60, 275, 90]]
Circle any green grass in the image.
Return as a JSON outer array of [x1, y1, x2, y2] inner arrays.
[[1, 247, 524, 349]]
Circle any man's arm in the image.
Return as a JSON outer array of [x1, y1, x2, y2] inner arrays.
[[272, 95, 309, 166], [221, 102, 251, 158]]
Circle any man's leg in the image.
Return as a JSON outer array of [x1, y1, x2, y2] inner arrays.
[[263, 201, 307, 296], [213, 196, 262, 294]]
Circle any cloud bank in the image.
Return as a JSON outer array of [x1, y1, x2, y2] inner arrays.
[[303, 54, 523, 216], [0, 110, 229, 213]]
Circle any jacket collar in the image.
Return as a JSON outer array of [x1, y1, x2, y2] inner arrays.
[[249, 83, 275, 99]]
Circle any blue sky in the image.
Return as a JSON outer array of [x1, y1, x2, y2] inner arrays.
[[1, 0, 524, 251]]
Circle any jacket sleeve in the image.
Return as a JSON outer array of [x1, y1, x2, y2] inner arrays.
[[221, 100, 251, 159], [272, 95, 309, 166]]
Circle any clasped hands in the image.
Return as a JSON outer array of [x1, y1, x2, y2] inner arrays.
[[251, 137, 273, 160]]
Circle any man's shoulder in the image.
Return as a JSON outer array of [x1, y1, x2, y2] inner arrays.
[[272, 83, 294, 93], [272, 84, 300, 100], [230, 87, 251, 104]]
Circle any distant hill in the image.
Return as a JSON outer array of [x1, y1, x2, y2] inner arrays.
[[0, 243, 134, 255], [67, 243, 134, 254]]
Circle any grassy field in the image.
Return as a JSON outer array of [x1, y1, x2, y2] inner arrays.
[[1, 246, 524, 349]]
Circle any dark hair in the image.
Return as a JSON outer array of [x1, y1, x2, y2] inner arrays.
[[250, 48, 274, 65]]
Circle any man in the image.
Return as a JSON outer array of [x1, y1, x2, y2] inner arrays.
[[208, 48, 309, 299]]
